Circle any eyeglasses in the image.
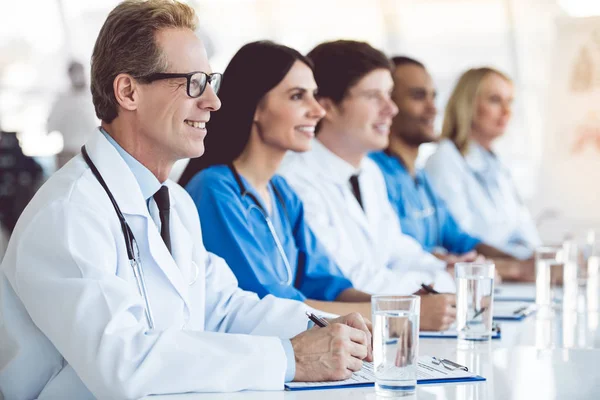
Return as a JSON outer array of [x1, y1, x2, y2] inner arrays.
[[139, 71, 222, 98]]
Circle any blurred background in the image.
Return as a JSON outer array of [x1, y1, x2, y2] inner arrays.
[[1, 0, 600, 252]]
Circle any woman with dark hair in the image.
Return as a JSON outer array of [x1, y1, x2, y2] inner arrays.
[[180, 41, 372, 316]]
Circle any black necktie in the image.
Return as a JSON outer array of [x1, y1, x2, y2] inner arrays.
[[349, 174, 364, 210], [153, 185, 172, 254]]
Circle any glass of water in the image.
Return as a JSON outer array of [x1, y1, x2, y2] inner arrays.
[[562, 240, 581, 311], [586, 237, 600, 312], [455, 262, 495, 341], [535, 245, 563, 311], [372, 295, 420, 397]]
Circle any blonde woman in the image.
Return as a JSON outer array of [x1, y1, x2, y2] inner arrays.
[[425, 67, 540, 261]]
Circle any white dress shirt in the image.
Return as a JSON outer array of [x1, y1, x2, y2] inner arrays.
[[279, 139, 452, 296], [425, 139, 541, 259]]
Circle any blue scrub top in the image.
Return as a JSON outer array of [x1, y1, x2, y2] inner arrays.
[[370, 151, 481, 254], [185, 165, 353, 302]]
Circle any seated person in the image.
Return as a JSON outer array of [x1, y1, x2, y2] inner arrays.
[[424, 66, 539, 277], [0, 3, 372, 398], [180, 41, 372, 318], [279, 40, 456, 329], [371, 56, 534, 281]]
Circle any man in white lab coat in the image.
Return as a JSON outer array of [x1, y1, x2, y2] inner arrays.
[[0, 2, 371, 399], [279, 40, 456, 331]]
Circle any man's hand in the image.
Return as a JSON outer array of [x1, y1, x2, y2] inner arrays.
[[328, 312, 373, 362], [419, 294, 456, 331], [291, 312, 371, 382], [436, 250, 482, 268]]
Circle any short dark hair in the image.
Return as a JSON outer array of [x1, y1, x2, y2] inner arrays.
[[178, 41, 312, 187], [391, 56, 425, 69], [308, 40, 392, 104]]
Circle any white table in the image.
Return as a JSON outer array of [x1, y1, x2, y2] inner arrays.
[[146, 284, 600, 400]]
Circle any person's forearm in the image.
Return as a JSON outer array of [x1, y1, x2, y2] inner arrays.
[[476, 243, 512, 259], [476, 243, 537, 281], [304, 299, 371, 320], [335, 288, 372, 303], [494, 258, 535, 282]]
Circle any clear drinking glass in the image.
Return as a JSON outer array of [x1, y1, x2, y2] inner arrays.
[[455, 262, 495, 341], [372, 295, 420, 397], [562, 240, 581, 311], [586, 238, 600, 312], [535, 245, 563, 311]]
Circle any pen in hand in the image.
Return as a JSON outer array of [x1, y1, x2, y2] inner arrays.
[[471, 307, 487, 320], [421, 283, 440, 294], [306, 312, 373, 367], [306, 311, 329, 328]]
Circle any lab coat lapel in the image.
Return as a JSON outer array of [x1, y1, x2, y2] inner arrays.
[[309, 140, 374, 242], [85, 130, 191, 309], [347, 192, 372, 239], [144, 213, 191, 310], [165, 183, 196, 299], [358, 180, 380, 243], [84, 129, 147, 217]]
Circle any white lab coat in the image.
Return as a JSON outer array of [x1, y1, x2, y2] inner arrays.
[[0, 130, 311, 399], [424, 139, 541, 259], [279, 140, 453, 296]]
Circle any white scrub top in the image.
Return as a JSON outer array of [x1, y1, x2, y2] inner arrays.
[[425, 139, 541, 259], [279, 139, 453, 296], [0, 129, 311, 399]]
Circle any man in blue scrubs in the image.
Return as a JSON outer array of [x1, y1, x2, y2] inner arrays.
[[371, 56, 535, 280]]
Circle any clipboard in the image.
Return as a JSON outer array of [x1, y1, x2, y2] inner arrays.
[[285, 355, 485, 391], [493, 301, 536, 321], [420, 323, 501, 339]]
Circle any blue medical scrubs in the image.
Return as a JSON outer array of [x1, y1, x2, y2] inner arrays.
[[185, 165, 353, 302], [370, 151, 481, 254]]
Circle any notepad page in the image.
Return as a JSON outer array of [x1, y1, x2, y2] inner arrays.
[[493, 301, 535, 318], [285, 356, 479, 389], [285, 362, 375, 389]]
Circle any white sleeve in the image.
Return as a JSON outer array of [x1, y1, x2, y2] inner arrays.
[[172, 181, 312, 338], [284, 175, 434, 296], [424, 151, 475, 233], [375, 179, 454, 292], [379, 204, 455, 293], [202, 251, 311, 338], [7, 201, 299, 398], [375, 168, 446, 274]]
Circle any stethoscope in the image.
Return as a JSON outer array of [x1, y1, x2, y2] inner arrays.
[[384, 150, 442, 247], [81, 145, 155, 330], [228, 164, 300, 288]]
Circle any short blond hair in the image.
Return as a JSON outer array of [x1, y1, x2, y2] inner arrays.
[[91, 0, 198, 123], [441, 67, 512, 154]]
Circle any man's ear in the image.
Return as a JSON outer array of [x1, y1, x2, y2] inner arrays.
[[318, 97, 339, 123], [113, 73, 139, 112]]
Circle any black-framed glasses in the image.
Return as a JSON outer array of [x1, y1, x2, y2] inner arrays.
[[139, 71, 222, 98]]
